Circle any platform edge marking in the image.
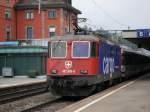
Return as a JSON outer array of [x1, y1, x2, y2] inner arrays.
[[74, 81, 135, 112]]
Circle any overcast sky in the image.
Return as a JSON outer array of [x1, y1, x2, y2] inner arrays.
[[72, 0, 150, 30]]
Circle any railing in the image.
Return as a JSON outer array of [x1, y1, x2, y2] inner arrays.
[[18, 39, 51, 47], [0, 39, 52, 47]]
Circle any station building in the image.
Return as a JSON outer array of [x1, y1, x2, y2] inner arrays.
[[122, 29, 150, 50], [0, 0, 19, 41], [0, 0, 81, 76], [0, 0, 81, 42]]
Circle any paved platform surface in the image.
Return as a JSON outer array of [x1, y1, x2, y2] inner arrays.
[[0, 76, 46, 89], [58, 73, 150, 112]]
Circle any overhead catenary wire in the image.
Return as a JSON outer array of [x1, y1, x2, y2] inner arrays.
[[79, 17, 107, 30], [90, 0, 129, 28]]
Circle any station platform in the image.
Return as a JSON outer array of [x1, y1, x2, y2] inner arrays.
[[58, 73, 150, 112], [0, 76, 46, 89]]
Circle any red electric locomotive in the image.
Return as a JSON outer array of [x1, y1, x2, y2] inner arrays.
[[47, 35, 122, 96], [47, 35, 100, 96]]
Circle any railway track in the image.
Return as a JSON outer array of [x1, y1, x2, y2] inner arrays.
[[20, 75, 140, 112], [0, 82, 48, 105], [21, 97, 80, 112], [0, 82, 82, 112], [0, 74, 146, 112], [0, 75, 144, 112]]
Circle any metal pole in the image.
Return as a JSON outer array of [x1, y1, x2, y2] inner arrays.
[[68, 5, 71, 34], [38, 0, 41, 14]]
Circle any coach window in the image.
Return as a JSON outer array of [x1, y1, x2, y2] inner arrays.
[[51, 41, 67, 58], [90, 42, 96, 57], [72, 41, 90, 58]]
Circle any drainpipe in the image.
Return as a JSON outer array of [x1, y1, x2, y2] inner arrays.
[[60, 8, 64, 35], [41, 10, 45, 38], [68, 10, 71, 33], [39, 1, 45, 39], [15, 9, 18, 41], [14, 0, 18, 41]]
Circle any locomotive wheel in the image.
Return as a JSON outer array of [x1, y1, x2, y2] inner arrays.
[[74, 85, 96, 96], [49, 85, 96, 97], [95, 83, 105, 92], [109, 79, 113, 86]]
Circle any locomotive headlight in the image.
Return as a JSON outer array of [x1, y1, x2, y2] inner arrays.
[[51, 69, 57, 74], [80, 70, 88, 74]]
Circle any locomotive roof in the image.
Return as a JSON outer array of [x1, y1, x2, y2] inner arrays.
[[49, 34, 120, 47], [49, 35, 100, 41]]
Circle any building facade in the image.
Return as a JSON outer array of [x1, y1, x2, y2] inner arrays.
[[0, 0, 81, 41], [0, 0, 20, 41]]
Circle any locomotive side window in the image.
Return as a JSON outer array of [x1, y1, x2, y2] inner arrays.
[[90, 42, 96, 57], [110, 47, 114, 57], [51, 41, 67, 58], [104, 48, 107, 57], [72, 41, 90, 58]]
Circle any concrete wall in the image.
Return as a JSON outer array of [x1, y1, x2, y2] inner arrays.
[[0, 54, 47, 76]]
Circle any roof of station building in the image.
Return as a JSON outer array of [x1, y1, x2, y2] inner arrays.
[[15, 0, 81, 14]]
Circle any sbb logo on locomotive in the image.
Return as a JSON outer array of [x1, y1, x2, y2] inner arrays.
[[62, 61, 76, 74], [103, 57, 115, 75], [65, 61, 72, 69]]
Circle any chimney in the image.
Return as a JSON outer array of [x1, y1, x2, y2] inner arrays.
[[65, 0, 72, 5], [68, 0, 72, 5]]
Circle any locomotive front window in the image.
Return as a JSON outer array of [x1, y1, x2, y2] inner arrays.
[[51, 41, 67, 58], [72, 41, 90, 58]]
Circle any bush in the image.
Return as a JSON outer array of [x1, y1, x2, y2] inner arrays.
[[28, 70, 39, 78]]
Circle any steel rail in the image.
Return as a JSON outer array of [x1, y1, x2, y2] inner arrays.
[[0, 82, 48, 104]]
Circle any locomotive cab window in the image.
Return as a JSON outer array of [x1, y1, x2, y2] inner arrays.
[[90, 42, 97, 57], [72, 41, 90, 58], [51, 41, 67, 58]]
